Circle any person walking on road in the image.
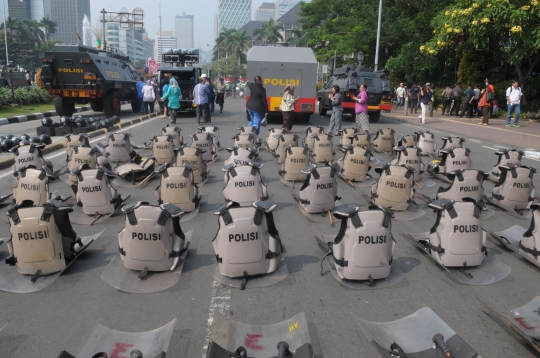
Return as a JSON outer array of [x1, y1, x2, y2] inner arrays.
[[136, 76, 146, 114], [161, 78, 181, 124], [459, 84, 475, 118], [450, 83, 462, 116], [193, 77, 211, 125], [246, 75, 268, 135], [203, 74, 215, 115], [419, 83, 433, 125], [441, 84, 453, 116], [506, 80, 523, 127], [280, 84, 298, 130], [472, 84, 481, 117], [25, 71, 31, 85], [142, 80, 156, 114], [328, 84, 343, 134], [352, 84, 369, 135], [160, 80, 169, 118], [409, 84, 419, 114], [478, 78, 495, 126], [395, 83, 405, 110], [215, 78, 226, 113]]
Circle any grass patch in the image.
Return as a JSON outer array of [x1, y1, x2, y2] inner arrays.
[[0, 103, 56, 118]]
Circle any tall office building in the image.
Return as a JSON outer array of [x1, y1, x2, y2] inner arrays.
[[0, 0, 30, 21], [255, 3, 276, 21], [142, 32, 155, 60], [275, 0, 300, 18], [175, 13, 194, 48], [217, 0, 251, 32], [154, 31, 177, 65]]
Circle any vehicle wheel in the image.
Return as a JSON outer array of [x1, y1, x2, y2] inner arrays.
[[131, 99, 140, 113], [54, 97, 75, 117], [318, 101, 327, 116], [103, 91, 121, 118], [90, 100, 103, 112], [369, 111, 381, 122], [296, 113, 311, 123]]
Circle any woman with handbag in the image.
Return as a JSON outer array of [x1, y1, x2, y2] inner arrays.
[[419, 83, 433, 124], [280, 84, 298, 130], [246, 75, 268, 135], [161, 78, 182, 124], [478, 78, 495, 125]]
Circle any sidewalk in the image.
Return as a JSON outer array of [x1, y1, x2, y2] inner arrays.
[[385, 109, 540, 150]]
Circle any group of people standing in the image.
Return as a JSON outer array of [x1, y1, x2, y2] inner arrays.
[[396, 82, 434, 124]]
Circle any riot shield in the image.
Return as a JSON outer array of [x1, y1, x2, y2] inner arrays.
[[209, 311, 311, 358], [58, 317, 176, 358], [360, 192, 426, 221], [180, 202, 200, 222], [0, 194, 13, 205], [337, 174, 376, 188], [101, 230, 192, 293], [354, 307, 479, 357], [483, 195, 533, 220], [213, 257, 289, 290], [489, 225, 540, 268], [0, 231, 103, 293], [69, 195, 131, 225], [291, 191, 341, 225], [406, 232, 511, 285], [415, 193, 495, 220]]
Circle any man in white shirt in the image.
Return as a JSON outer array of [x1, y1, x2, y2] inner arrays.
[[395, 83, 405, 110], [506, 80, 523, 128]]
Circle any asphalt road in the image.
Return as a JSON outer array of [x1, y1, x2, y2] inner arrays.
[[0, 97, 539, 358]]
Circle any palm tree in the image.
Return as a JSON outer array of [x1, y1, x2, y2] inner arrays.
[[253, 18, 284, 45], [3, 16, 22, 37], [286, 27, 304, 43], [215, 28, 236, 60], [23, 19, 45, 46], [229, 30, 251, 66], [40, 17, 57, 45]]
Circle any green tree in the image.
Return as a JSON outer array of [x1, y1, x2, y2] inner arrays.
[[39, 17, 57, 45], [253, 18, 283, 44], [229, 30, 251, 66], [23, 19, 45, 46]]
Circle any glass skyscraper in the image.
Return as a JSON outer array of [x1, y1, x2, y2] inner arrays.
[[218, 0, 251, 32]]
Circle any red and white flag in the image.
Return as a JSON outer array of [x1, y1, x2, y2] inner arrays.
[[146, 57, 158, 75]]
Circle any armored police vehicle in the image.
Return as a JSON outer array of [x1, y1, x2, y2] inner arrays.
[[40, 44, 140, 117], [157, 48, 203, 113], [318, 54, 393, 122], [246, 44, 317, 123]]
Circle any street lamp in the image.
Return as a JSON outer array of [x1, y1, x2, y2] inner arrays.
[[6, 62, 16, 106], [358, 51, 364, 67]]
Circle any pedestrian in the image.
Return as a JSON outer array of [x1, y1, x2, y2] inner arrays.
[[419, 83, 433, 124], [352, 84, 369, 135], [246, 75, 268, 135], [409, 84, 419, 114], [450, 83, 462, 116], [142, 80, 155, 114], [193, 77, 211, 125], [215, 78, 226, 113], [441, 84, 453, 116], [478, 78, 495, 126], [459, 84, 475, 118], [395, 83, 405, 110], [327, 84, 343, 134], [136, 76, 145, 114], [506, 80, 523, 128], [203, 74, 215, 116], [280, 84, 298, 130], [25, 71, 31, 85], [161, 78, 181, 124], [160, 80, 169, 118], [472, 84, 481, 117]]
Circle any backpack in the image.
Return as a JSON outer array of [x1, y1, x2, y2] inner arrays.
[[486, 88, 494, 103]]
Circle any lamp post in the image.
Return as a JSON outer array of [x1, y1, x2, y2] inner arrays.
[[6, 61, 16, 106], [358, 51, 364, 67]]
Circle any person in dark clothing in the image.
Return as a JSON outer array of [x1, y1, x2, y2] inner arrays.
[[459, 84, 475, 118], [441, 85, 453, 116], [409, 85, 419, 114], [246, 75, 268, 135], [135, 76, 146, 113], [450, 83, 462, 116]]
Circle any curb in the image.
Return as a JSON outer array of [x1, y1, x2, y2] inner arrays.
[[0, 112, 158, 170], [0, 101, 132, 126]]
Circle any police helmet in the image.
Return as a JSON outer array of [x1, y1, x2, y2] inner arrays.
[[5, 134, 14, 140], [100, 119, 111, 128], [75, 117, 86, 127], [60, 116, 71, 126], [39, 134, 52, 145], [41, 117, 54, 127], [11, 137, 21, 146], [110, 115, 120, 124], [20, 134, 30, 141], [427, 160, 440, 174], [0, 138, 13, 152], [29, 136, 41, 145], [20, 138, 30, 146], [93, 122, 103, 130]]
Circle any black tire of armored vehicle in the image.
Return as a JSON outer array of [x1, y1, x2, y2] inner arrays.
[[103, 91, 121, 118], [131, 99, 140, 113], [319, 102, 328, 116], [369, 111, 381, 122], [54, 97, 76, 117], [90, 101, 104, 112]]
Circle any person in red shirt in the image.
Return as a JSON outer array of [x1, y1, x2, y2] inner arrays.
[[478, 78, 495, 125]]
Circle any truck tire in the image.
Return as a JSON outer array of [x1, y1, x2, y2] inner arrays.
[[297, 113, 311, 123], [131, 99, 140, 113], [319, 101, 327, 116], [90, 100, 103, 112], [369, 111, 381, 122], [103, 91, 121, 118], [54, 97, 75, 117]]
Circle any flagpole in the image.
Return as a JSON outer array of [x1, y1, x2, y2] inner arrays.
[[3, 0, 9, 63]]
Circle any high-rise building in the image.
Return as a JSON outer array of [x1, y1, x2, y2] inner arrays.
[[275, 0, 300, 18], [142, 32, 155, 60], [175, 13, 194, 48], [255, 3, 276, 21], [217, 0, 251, 32], [154, 31, 177, 65]]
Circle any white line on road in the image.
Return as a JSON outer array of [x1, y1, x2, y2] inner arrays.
[[482, 146, 498, 151], [468, 139, 481, 143], [202, 281, 231, 357]]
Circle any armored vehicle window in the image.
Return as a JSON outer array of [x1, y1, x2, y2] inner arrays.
[[364, 78, 373, 86], [325, 79, 333, 89]]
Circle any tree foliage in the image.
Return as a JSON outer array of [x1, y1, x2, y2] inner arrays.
[[252, 18, 284, 44]]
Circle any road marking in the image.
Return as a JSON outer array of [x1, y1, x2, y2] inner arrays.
[[469, 139, 481, 143], [202, 281, 231, 357], [482, 146, 498, 151], [0, 116, 160, 179]]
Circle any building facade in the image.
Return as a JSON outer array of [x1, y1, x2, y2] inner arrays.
[[217, 0, 251, 32], [154, 31, 177, 65], [275, 0, 300, 18], [175, 13, 194, 48], [255, 2, 276, 22]]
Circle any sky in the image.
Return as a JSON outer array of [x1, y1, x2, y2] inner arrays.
[[90, 0, 269, 49]]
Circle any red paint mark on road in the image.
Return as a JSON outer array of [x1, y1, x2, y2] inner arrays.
[[110, 342, 134, 358], [514, 317, 538, 330], [244, 333, 263, 350]]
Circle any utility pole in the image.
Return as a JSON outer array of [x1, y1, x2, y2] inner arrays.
[[374, 0, 382, 71], [101, 8, 106, 50], [3, 0, 9, 63], [159, 3, 162, 65]]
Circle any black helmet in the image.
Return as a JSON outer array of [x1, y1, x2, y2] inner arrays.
[[60, 116, 71, 126], [0, 138, 13, 152], [110, 115, 120, 124], [20, 134, 30, 141], [39, 134, 52, 145], [100, 119, 111, 128], [29, 136, 41, 145], [75, 117, 86, 127], [84, 118, 93, 126], [5, 134, 14, 140], [92, 116, 101, 123], [41, 117, 54, 127], [11, 137, 21, 146], [20, 138, 30, 146], [93, 122, 103, 130]]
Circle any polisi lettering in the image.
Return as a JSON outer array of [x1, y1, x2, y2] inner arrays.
[[350, 158, 366, 164], [21, 183, 39, 191], [132, 232, 161, 241], [290, 158, 305, 163], [452, 160, 468, 165], [358, 235, 387, 244], [513, 182, 530, 188], [459, 186, 479, 192], [196, 143, 208, 147], [423, 140, 434, 144], [81, 185, 102, 193], [316, 183, 333, 190], [318, 143, 331, 148], [181, 160, 196, 165], [17, 157, 34, 164], [263, 78, 300, 86], [157, 145, 170, 150], [18, 231, 48, 240], [235, 181, 255, 188], [386, 181, 405, 189], [166, 182, 186, 189], [405, 160, 419, 164], [453, 224, 479, 233], [112, 144, 126, 148], [75, 158, 90, 164], [228, 232, 259, 242]]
